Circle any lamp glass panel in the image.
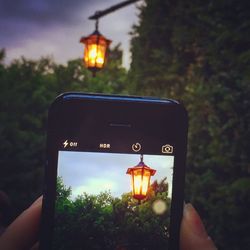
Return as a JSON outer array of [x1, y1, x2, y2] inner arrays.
[[96, 44, 105, 67], [133, 169, 143, 195], [141, 170, 151, 196], [84, 43, 106, 68]]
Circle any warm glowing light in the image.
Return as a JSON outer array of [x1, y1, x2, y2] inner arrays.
[[80, 31, 111, 74], [133, 169, 142, 195], [84, 44, 105, 68], [142, 171, 150, 195], [127, 155, 156, 201], [152, 199, 167, 215]]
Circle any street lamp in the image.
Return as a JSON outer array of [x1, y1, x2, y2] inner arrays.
[[126, 155, 156, 201], [80, 0, 141, 76], [80, 20, 111, 76]]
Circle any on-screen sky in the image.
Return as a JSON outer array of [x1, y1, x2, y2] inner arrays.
[[58, 151, 174, 199]]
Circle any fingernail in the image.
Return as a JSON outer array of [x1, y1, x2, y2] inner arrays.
[[30, 196, 43, 208], [184, 203, 208, 238]]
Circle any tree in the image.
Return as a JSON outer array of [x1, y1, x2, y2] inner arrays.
[[53, 177, 170, 249], [0, 56, 57, 217], [0, 45, 127, 219], [129, 0, 250, 249]]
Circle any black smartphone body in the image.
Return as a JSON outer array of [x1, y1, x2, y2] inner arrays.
[[40, 92, 188, 250]]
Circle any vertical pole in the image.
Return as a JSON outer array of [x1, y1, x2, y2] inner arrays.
[[93, 18, 99, 77], [95, 19, 99, 31]]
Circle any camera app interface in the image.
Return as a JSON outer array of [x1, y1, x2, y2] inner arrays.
[[53, 151, 174, 250]]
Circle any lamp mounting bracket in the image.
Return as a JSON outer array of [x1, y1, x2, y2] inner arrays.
[[88, 0, 141, 20]]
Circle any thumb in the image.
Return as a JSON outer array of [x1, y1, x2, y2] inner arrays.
[[0, 196, 42, 250], [180, 203, 217, 250]]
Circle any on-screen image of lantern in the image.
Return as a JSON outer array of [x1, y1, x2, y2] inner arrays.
[[126, 155, 156, 201], [80, 28, 111, 75]]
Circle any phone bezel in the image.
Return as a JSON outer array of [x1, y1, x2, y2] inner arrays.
[[40, 92, 188, 250]]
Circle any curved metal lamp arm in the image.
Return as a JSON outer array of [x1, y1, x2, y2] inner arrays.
[[89, 0, 141, 20]]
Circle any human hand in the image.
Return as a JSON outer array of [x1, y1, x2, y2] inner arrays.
[[180, 203, 217, 250], [0, 196, 42, 250], [0, 198, 216, 250]]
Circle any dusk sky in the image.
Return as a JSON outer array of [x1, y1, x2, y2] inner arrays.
[[0, 0, 140, 68], [58, 151, 174, 200]]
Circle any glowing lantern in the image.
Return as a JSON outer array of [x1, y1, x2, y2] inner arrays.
[[126, 155, 156, 201], [80, 29, 111, 75]]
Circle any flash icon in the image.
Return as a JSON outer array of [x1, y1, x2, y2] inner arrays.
[[63, 140, 69, 148]]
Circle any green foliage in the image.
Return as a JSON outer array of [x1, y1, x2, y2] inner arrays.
[[0, 56, 55, 216], [0, 46, 127, 218], [53, 177, 170, 249], [129, 0, 250, 249], [1, 0, 249, 248]]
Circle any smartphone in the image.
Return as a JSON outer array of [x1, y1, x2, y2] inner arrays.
[[40, 92, 188, 250]]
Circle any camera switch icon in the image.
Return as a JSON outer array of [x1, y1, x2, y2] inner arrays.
[[162, 144, 173, 154]]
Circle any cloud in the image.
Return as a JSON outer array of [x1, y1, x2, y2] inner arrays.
[[58, 151, 174, 200], [0, 0, 140, 67], [72, 179, 117, 199], [0, 0, 96, 25], [0, 0, 96, 46]]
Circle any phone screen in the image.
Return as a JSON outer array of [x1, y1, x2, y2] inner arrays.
[[53, 149, 174, 249]]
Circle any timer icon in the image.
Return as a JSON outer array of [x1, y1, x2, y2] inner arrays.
[[132, 142, 141, 152]]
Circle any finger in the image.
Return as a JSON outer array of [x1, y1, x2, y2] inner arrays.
[[180, 203, 217, 250], [0, 196, 42, 250], [30, 242, 39, 250]]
